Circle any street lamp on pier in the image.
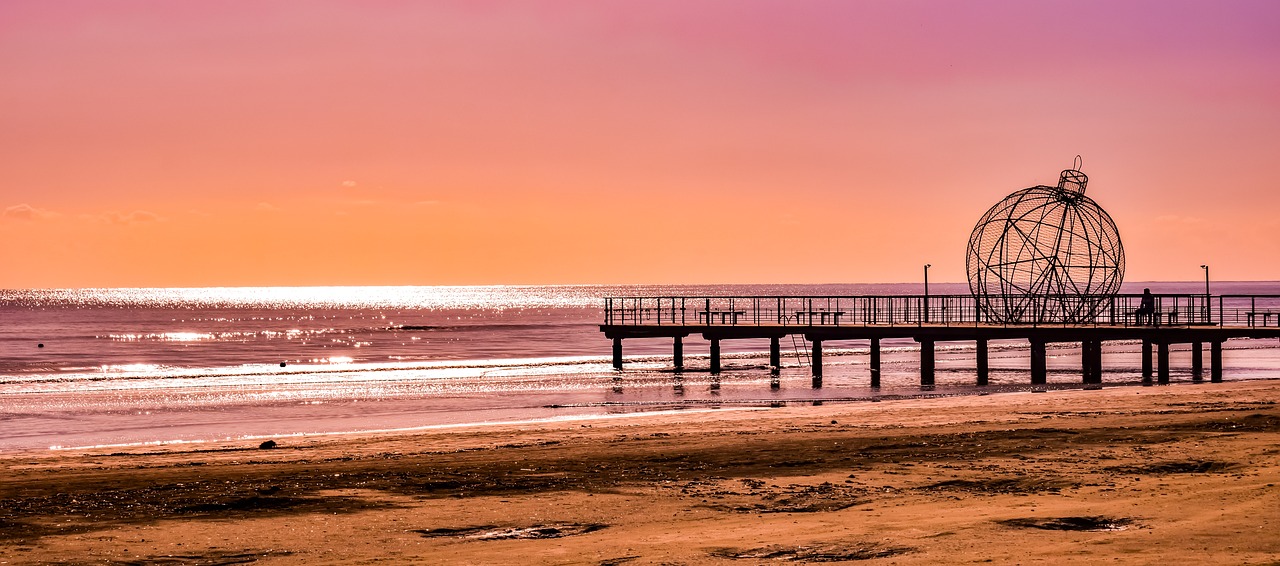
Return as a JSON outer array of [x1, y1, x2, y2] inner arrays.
[[924, 264, 931, 323], [1201, 264, 1210, 322]]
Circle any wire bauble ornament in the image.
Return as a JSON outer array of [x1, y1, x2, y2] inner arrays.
[[965, 158, 1125, 323]]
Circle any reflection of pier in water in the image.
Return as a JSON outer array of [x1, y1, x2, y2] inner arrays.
[[600, 294, 1280, 386]]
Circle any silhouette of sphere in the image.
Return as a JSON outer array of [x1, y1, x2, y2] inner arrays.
[[966, 169, 1124, 323]]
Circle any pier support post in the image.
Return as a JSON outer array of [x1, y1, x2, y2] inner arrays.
[[1191, 341, 1203, 381], [1030, 340, 1047, 385], [1091, 340, 1104, 384], [769, 337, 781, 371], [1211, 341, 1223, 382], [1082, 340, 1103, 384], [612, 338, 623, 370], [1141, 340, 1153, 385], [710, 338, 721, 374], [811, 339, 823, 378], [976, 338, 989, 386], [919, 339, 935, 387], [869, 338, 881, 388], [673, 336, 683, 371], [1157, 342, 1170, 385]]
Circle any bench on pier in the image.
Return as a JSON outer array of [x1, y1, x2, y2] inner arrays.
[[1247, 311, 1277, 327], [792, 310, 846, 325], [1131, 308, 1180, 327], [699, 310, 746, 325]]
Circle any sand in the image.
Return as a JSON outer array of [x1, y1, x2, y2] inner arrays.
[[2, 380, 1280, 565]]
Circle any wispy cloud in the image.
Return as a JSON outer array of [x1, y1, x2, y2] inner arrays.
[[3, 204, 59, 221], [104, 210, 163, 224]]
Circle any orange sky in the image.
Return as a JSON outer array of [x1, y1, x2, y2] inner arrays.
[[2, 1, 1278, 287]]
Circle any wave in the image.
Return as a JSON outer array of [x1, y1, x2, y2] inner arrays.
[[3, 335, 1266, 387]]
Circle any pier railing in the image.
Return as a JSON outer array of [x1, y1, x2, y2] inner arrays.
[[603, 294, 1280, 328]]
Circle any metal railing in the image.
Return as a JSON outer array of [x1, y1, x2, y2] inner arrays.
[[1218, 294, 1280, 327], [601, 293, 1261, 328]]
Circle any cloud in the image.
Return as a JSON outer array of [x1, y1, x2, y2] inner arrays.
[[255, 202, 279, 212], [105, 210, 163, 224], [4, 205, 166, 225], [341, 180, 357, 188], [3, 204, 59, 221], [414, 200, 442, 206]]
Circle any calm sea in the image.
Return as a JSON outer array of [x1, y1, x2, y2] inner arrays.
[[2, 282, 1278, 451]]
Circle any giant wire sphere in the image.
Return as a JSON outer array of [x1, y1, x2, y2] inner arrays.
[[965, 159, 1125, 323]]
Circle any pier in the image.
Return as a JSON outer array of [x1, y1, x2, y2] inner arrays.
[[600, 293, 1280, 385]]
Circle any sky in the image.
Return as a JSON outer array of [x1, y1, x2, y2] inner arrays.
[[2, 0, 1278, 287]]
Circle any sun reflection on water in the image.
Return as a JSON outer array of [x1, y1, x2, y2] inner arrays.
[[2, 285, 608, 309]]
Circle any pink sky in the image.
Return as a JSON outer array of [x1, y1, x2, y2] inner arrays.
[[2, 1, 1278, 287]]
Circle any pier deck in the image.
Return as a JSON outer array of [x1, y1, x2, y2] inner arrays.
[[600, 294, 1280, 386]]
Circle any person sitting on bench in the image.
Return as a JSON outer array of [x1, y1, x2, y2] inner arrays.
[[1135, 288, 1155, 325]]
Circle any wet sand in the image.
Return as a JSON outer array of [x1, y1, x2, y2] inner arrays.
[[2, 380, 1279, 564]]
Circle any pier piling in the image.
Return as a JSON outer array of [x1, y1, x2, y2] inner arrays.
[[870, 338, 881, 387], [1030, 340, 1047, 385], [769, 337, 781, 371], [1090, 340, 1104, 383], [1082, 340, 1103, 384], [976, 338, 989, 386], [1085, 340, 1093, 382], [673, 336, 683, 370], [919, 339, 935, 386], [811, 340, 823, 378], [709, 338, 721, 373], [612, 338, 623, 370], [1211, 341, 1223, 382]]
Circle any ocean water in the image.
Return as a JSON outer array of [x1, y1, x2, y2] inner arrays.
[[2, 282, 1278, 452]]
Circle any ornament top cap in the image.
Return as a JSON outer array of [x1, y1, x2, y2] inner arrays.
[[1057, 155, 1088, 196]]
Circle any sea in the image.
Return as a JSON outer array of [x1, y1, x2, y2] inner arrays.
[[2, 282, 1279, 452]]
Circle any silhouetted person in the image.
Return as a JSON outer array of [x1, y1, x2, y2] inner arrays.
[[1136, 288, 1155, 325]]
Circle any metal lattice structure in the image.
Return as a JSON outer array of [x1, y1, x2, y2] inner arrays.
[[966, 158, 1125, 323]]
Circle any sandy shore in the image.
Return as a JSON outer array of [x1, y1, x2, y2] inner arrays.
[[2, 381, 1279, 565]]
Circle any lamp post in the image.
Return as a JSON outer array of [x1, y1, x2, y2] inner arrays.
[[923, 264, 931, 323], [1201, 264, 1210, 323]]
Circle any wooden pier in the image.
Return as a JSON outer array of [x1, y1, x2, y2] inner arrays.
[[600, 294, 1280, 386]]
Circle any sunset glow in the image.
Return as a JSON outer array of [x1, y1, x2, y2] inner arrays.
[[3, 1, 1278, 287]]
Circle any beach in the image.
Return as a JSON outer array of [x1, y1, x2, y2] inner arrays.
[[3, 379, 1278, 564]]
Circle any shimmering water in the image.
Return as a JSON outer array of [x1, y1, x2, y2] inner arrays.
[[2, 283, 1278, 451]]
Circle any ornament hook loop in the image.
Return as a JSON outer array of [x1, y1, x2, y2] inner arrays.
[[1058, 155, 1088, 198]]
